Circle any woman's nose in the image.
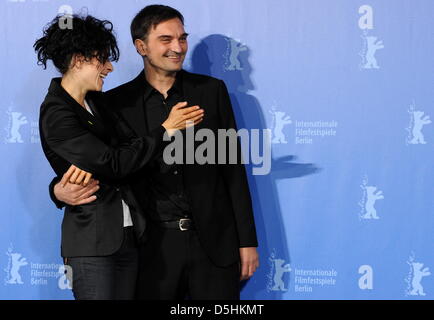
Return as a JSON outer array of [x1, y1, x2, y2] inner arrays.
[[106, 61, 113, 73]]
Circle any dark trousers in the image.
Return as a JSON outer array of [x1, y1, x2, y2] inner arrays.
[[66, 227, 139, 300], [136, 224, 240, 300]]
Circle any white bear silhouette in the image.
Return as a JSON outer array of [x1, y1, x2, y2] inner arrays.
[[270, 110, 292, 144], [7, 253, 28, 284], [409, 262, 430, 296], [226, 39, 247, 71], [7, 112, 28, 143], [362, 186, 384, 219], [363, 36, 384, 69], [409, 111, 431, 144], [271, 259, 291, 291]]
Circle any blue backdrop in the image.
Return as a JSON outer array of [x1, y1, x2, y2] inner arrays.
[[1, 0, 433, 300]]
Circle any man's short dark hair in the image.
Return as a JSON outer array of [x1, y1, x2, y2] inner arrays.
[[130, 5, 184, 43]]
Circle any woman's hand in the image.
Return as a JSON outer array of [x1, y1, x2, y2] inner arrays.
[[60, 164, 93, 187], [162, 101, 204, 136]]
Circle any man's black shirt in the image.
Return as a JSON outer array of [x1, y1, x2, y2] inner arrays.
[[142, 73, 191, 222]]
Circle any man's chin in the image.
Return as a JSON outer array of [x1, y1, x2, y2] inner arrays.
[[163, 60, 184, 72], [166, 64, 183, 72]]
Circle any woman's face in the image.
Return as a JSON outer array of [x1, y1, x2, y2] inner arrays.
[[75, 55, 113, 92]]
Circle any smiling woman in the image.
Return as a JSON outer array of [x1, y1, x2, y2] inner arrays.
[[33, 12, 203, 300], [34, 14, 119, 102]]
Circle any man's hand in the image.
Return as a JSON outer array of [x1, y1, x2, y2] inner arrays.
[[239, 247, 259, 281], [162, 102, 204, 136], [54, 179, 99, 206]]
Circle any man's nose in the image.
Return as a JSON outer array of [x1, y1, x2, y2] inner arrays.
[[170, 39, 183, 53]]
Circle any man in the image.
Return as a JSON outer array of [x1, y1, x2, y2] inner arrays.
[[51, 4, 258, 299]]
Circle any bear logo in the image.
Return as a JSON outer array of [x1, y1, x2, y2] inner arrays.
[[6, 112, 28, 143], [270, 258, 291, 291], [409, 262, 430, 296], [362, 35, 384, 69], [226, 38, 247, 71], [409, 111, 431, 144], [6, 252, 28, 284], [270, 110, 292, 144], [362, 185, 384, 219]]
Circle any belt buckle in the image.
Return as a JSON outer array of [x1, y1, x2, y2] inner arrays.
[[179, 219, 189, 231]]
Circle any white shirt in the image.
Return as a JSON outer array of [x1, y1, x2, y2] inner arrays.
[[84, 100, 133, 227]]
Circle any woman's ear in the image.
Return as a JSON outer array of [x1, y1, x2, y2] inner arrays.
[[70, 54, 85, 70], [134, 39, 147, 57]]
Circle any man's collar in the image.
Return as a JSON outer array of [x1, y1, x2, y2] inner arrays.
[[142, 69, 184, 99]]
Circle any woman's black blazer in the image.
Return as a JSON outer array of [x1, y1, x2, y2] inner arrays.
[[39, 78, 165, 257]]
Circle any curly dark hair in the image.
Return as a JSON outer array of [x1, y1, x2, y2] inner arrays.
[[34, 14, 120, 74]]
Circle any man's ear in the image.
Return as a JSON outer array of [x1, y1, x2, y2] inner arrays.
[[134, 39, 147, 57]]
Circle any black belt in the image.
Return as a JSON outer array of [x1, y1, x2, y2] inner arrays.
[[156, 218, 195, 231]]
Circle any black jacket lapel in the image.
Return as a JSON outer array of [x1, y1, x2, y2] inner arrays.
[[115, 71, 147, 137], [113, 70, 203, 138], [181, 70, 202, 112], [47, 78, 110, 142]]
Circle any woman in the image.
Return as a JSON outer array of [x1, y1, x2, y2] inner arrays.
[[34, 14, 203, 300]]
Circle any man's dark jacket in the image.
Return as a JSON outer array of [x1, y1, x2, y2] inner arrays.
[[105, 70, 258, 267]]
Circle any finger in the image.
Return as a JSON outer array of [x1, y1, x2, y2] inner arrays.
[[62, 183, 87, 203], [60, 165, 77, 187], [184, 118, 203, 129], [82, 172, 92, 186], [75, 170, 87, 185], [248, 263, 255, 278], [240, 262, 249, 281], [85, 179, 99, 187], [75, 195, 97, 206], [188, 117, 203, 128], [179, 111, 198, 123], [79, 179, 97, 192], [184, 119, 196, 129], [184, 117, 203, 128], [245, 265, 251, 279], [172, 101, 188, 110], [88, 179, 99, 187], [184, 109, 204, 119], [181, 105, 200, 115], [189, 113, 204, 123], [69, 168, 81, 184], [77, 184, 99, 199]]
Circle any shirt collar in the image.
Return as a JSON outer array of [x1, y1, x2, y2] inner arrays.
[[143, 70, 184, 101]]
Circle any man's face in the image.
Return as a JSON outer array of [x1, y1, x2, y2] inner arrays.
[[138, 18, 188, 73]]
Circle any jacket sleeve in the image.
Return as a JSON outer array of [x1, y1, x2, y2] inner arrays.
[[40, 101, 166, 179], [217, 80, 258, 248], [105, 106, 168, 153], [48, 176, 64, 209]]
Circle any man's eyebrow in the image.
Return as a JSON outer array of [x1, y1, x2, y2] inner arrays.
[[158, 33, 189, 39]]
